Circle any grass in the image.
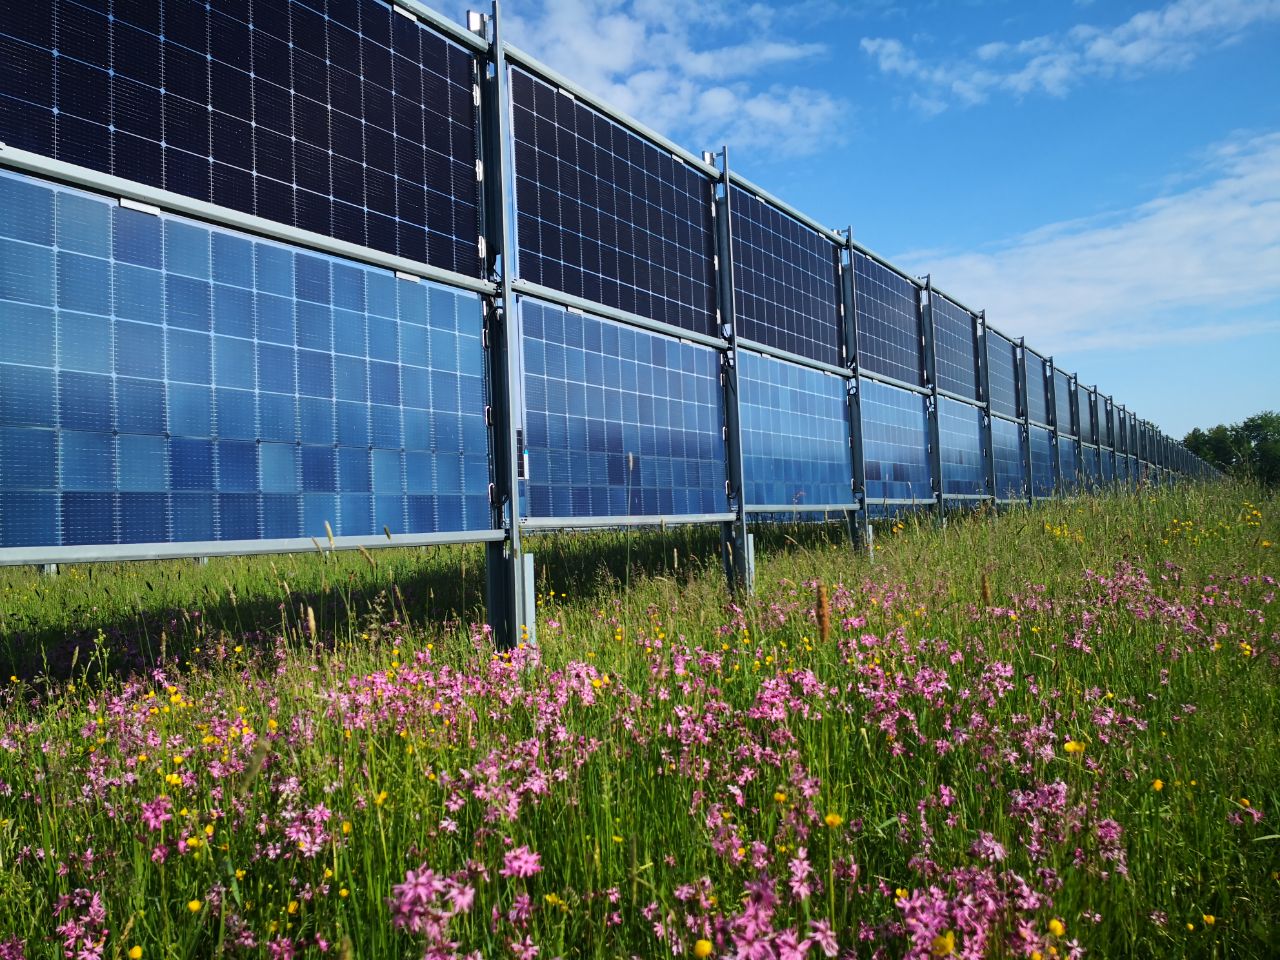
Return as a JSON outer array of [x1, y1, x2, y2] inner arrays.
[[0, 482, 1276, 958]]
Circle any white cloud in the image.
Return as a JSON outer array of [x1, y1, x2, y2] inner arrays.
[[893, 132, 1280, 353], [863, 0, 1280, 111]]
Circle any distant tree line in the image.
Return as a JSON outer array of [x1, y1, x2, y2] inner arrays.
[[1183, 411, 1280, 486]]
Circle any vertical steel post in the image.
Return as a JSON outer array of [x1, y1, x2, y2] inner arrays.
[[1046, 356, 1062, 496], [840, 233, 870, 552], [477, 2, 531, 649], [712, 149, 752, 593], [1017, 337, 1033, 504], [977, 311, 997, 505], [920, 277, 945, 521]]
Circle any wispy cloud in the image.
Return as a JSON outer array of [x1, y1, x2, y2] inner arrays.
[[863, 0, 1280, 111], [894, 132, 1280, 352]]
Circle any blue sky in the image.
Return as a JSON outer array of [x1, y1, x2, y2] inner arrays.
[[425, 0, 1280, 437]]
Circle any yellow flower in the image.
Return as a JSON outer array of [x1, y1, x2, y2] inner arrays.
[[1202, 914, 1215, 926], [930, 930, 956, 956], [773, 791, 787, 803], [895, 888, 909, 901], [288, 900, 299, 915], [235, 869, 246, 880], [342, 821, 352, 835], [187, 900, 202, 913], [374, 791, 388, 807], [1186, 922, 1195, 931], [128, 948, 143, 960], [1064, 741, 1086, 755], [339, 888, 349, 898], [1048, 918, 1066, 937], [824, 812, 844, 828], [1152, 779, 1164, 791], [693, 940, 714, 959]]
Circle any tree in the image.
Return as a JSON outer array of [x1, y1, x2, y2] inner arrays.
[[1184, 411, 1280, 485]]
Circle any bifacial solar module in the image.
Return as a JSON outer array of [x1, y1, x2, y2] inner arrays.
[[1101, 450, 1114, 484], [1077, 389, 1094, 444], [930, 296, 978, 399], [991, 416, 1024, 500], [860, 378, 931, 503], [1029, 425, 1054, 498], [937, 396, 985, 496], [1026, 354, 1049, 426], [729, 186, 841, 367], [852, 253, 923, 387], [520, 298, 726, 518], [987, 331, 1019, 419], [1059, 440, 1079, 491], [1085, 445, 1101, 483], [738, 351, 852, 507], [509, 67, 716, 336], [0, 169, 488, 549], [1054, 370, 1075, 436], [0, 0, 481, 277]]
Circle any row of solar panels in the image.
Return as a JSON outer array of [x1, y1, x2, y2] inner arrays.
[[0, 0, 1211, 560]]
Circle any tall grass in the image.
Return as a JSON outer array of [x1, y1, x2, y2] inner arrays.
[[0, 482, 1275, 958]]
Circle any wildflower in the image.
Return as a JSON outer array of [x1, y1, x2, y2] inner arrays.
[[824, 812, 843, 828], [931, 930, 956, 957], [129, 948, 142, 960], [501, 845, 542, 879], [339, 889, 349, 898], [187, 900, 202, 913], [693, 940, 714, 958], [342, 821, 352, 835], [1048, 918, 1065, 937], [1152, 779, 1164, 791], [774, 791, 787, 803], [1203, 914, 1215, 926], [1064, 740, 1086, 754], [373, 791, 388, 807]]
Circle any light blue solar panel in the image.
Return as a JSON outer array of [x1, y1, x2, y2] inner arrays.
[[1029, 425, 1054, 498], [738, 351, 852, 508], [931, 296, 978, 400], [0, 168, 489, 550], [986, 331, 1019, 419], [520, 298, 726, 518], [1054, 370, 1075, 436], [860, 379, 931, 503], [938, 397, 985, 496], [853, 254, 923, 387], [1026, 352, 1050, 425], [1059, 440, 1079, 492], [991, 417, 1024, 500]]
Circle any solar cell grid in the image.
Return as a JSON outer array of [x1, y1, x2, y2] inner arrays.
[[1026, 354, 1050, 425], [1077, 388, 1093, 444], [1059, 440, 1079, 491], [986, 331, 1019, 418], [930, 296, 978, 399], [1029, 425, 1053, 497], [852, 253, 923, 387], [991, 416, 1024, 500], [520, 298, 726, 518], [1054, 370, 1075, 436], [738, 351, 852, 507], [0, 168, 488, 549], [0, 0, 482, 277], [860, 378, 931, 503], [510, 67, 717, 336], [937, 396, 985, 496], [729, 186, 841, 367]]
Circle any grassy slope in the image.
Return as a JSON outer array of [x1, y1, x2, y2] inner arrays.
[[0, 483, 1276, 958]]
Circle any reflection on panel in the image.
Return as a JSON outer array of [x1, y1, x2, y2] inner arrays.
[[1029, 425, 1054, 498], [1026, 354, 1049, 425], [861, 379, 930, 503], [0, 169, 489, 549], [852, 253, 923, 387], [730, 187, 841, 366], [987, 331, 1019, 419], [520, 298, 725, 518], [938, 397, 985, 496], [1083, 445, 1101, 484], [510, 67, 715, 336], [1054, 370, 1075, 436], [738, 351, 852, 507], [0, 0, 481, 276], [991, 417, 1024, 500], [1101, 450, 1114, 484], [1059, 440, 1079, 491], [931, 296, 978, 399]]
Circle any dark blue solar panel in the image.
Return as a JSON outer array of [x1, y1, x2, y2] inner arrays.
[[729, 186, 841, 367], [1059, 440, 1079, 491], [1103, 403, 1115, 449], [0, 0, 481, 277], [1077, 388, 1094, 445], [986, 330, 1019, 418], [1029, 425, 1053, 498], [510, 67, 716, 336], [520, 298, 726, 518], [991, 417, 1024, 500], [0, 168, 488, 550], [1084, 444, 1101, 483], [1026, 353, 1049, 425], [1101, 449, 1114, 484], [937, 397, 985, 496], [852, 253, 923, 387], [860, 379, 931, 503], [930, 296, 978, 399], [1054, 370, 1075, 436], [738, 351, 852, 507]]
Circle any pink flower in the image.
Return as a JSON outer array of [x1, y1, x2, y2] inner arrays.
[[500, 845, 542, 879]]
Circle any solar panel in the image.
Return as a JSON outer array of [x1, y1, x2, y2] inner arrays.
[[986, 330, 1019, 418], [1026, 353, 1049, 425], [1085, 444, 1102, 482], [1077, 388, 1093, 444], [991, 416, 1024, 500], [852, 253, 923, 387], [937, 397, 985, 496], [520, 298, 726, 518], [729, 186, 841, 367], [1101, 449, 1114, 484], [930, 296, 978, 399], [1059, 440, 1079, 491], [1029, 425, 1054, 497], [0, 0, 481, 277], [738, 351, 852, 507], [1054, 370, 1075, 436], [0, 168, 488, 549], [860, 379, 931, 503], [509, 67, 716, 336]]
